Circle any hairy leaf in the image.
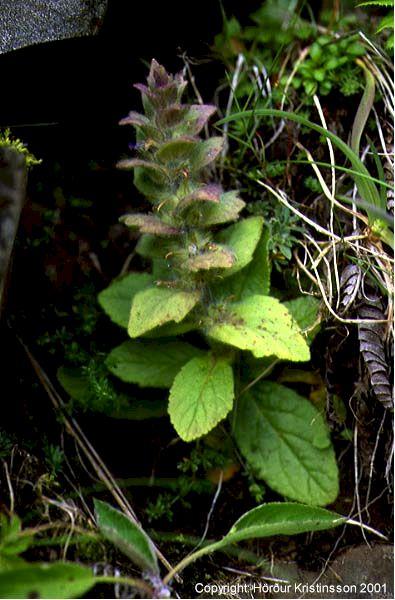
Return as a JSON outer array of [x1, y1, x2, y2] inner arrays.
[[175, 184, 222, 216], [202, 191, 246, 226], [234, 382, 339, 505], [185, 245, 235, 272], [119, 111, 150, 127], [0, 563, 95, 599], [156, 137, 198, 163], [135, 234, 175, 259], [157, 104, 189, 128], [133, 166, 170, 201], [190, 137, 224, 170], [94, 500, 158, 573], [128, 286, 200, 337], [121, 214, 179, 236], [98, 273, 154, 328], [180, 104, 217, 135], [207, 295, 310, 362], [106, 340, 204, 388], [216, 216, 264, 276], [147, 58, 173, 88], [169, 354, 234, 441], [117, 159, 167, 179]]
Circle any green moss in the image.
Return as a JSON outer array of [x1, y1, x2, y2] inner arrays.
[[0, 129, 41, 168]]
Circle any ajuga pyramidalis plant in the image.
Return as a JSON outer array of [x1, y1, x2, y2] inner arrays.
[[98, 60, 339, 506]]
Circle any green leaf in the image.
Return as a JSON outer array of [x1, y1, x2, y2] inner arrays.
[[206, 295, 310, 362], [180, 104, 217, 135], [201, 191, 246, 226], [217, 226, 271, 300], [376, 12, 394, 32], [216, 216, 264, 277], [0, 515, 31, 557], [156, 138, 198, 163], [135, 234, 175, 259], [221, 502, 344, 546], [98, 273, 154, 329], [357, 1, 393, 7], [175, 184, 222, 217], [0, 554, 27, 572], [309, 42, 322, 61], [190, 137, 224, 170], [57, 367, 90, 404], [284, 296, 321, 344], [94, 499, 158, 574], [128, 286, 200, 337], [169, 354, 234, 441], [133, 166, 170, 200], [143, 319, 197, 338], [346, 41, 366, 56], [234, 382, 339, 505], [0, 563, 95, 599], [106, 340, 204, 388]]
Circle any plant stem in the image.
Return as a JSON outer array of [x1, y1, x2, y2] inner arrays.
[[151, 531, 264, 566], [94, 575, 153, 595], [239, 359, 279, 396], [162, 540, 225, 585]]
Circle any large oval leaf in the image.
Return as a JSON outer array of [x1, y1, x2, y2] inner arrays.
[[98, 273, 154, 329], [0, 563, 95, 599], [94, 500, 158, 574], [234, 382, 339, 505], [206, 295, 310, 362], [169, 354, 234, 441], [106, 340, 204, 388], [222, 502, 344, 546]]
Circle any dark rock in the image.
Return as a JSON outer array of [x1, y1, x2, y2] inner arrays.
[[0, 0, 108, 54]]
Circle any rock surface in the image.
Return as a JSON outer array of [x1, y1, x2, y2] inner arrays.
[[0, 0, 108, 54], [198, 545, 393, 599]]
